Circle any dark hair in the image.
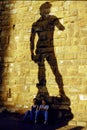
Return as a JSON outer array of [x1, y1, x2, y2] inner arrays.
[[42, 98, 47, 104], [33, 98, 38, 104]]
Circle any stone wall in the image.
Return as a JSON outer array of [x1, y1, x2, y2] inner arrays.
[[0, 0, 87, 126]]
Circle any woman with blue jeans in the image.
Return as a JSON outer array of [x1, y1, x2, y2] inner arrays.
[[23, 98, 38, 122], [35, 99, 49, 124]]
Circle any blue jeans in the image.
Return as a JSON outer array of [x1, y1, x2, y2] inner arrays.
[[23, 110, 30, 120], [23, 110, 35, 121], [30, 110, 35, 121], [35, 110, 48, 122]]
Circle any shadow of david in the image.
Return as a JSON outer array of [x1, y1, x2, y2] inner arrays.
[[48, 96, 73, 124], [36, 85, 49, 101]]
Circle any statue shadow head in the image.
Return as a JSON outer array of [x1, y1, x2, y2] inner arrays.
[[39, 2, 52, 17]]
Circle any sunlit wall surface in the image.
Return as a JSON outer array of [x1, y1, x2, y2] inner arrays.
[[0, 1, 87, 126]]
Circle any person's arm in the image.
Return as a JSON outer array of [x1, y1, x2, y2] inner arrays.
[[55, 18, 65, 31], [31, 105, 33, 111], [40, 105, 49, 111], [30, 24, 36, 60], [36, 105, 39, 110], [39, 105, 44, 110], [44, 105, 49, 111]]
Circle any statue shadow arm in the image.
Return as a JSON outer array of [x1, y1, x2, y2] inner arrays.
[[55, 18, 65, 31], [30, 27, 36, 60]]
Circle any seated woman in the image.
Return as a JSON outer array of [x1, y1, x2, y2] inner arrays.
[[23, 98, 38, 122], [35, 99, 49, 124]]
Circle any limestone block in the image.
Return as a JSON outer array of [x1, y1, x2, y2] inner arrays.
[[10, 9, 17, 14], [77, 121, 87, 127], [81, 37, 87, 45], [78, 18, 87, 27], [80, 29, 87, 37], [66, 66, 78, 76], [79, 52, 87, 59], [68, 120, 77, 126], [63, 53, 77, 60]]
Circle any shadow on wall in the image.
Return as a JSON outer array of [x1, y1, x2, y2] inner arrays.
[[69, 126, 85, 130], [30, 2, 73, 127], [0, 1, 11, 106]]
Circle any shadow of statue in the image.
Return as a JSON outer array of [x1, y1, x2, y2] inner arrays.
[[0, 2, 10, 106], [30, 2, 65, 98], [30, 2, 73, 127]]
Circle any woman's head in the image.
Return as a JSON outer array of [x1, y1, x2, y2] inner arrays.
[[42, 99, 47, 105], [33, 98, 37, 105]]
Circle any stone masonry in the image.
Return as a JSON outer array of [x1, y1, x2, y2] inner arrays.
[[0, 0, 87, 127]]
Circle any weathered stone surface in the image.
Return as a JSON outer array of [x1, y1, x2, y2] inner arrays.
[[0, 1, 87, 126]]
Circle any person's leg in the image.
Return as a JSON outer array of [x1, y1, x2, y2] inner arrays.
[[35, 110, 39, 123], [23, 110, 30, 120], [30, 110, 35, 122], [37, 54, 46, 87], [46, 53, 65, 97], [44, 110, 48, 123]]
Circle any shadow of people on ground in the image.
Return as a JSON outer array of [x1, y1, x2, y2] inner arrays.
[[30, 2, 73, 127]]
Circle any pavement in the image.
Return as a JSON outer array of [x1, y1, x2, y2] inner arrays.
[[0, 111, 87, 130]]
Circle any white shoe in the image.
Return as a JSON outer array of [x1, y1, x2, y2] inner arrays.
[[35, 120, 37, 124], [44, 121, 47, 125]]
